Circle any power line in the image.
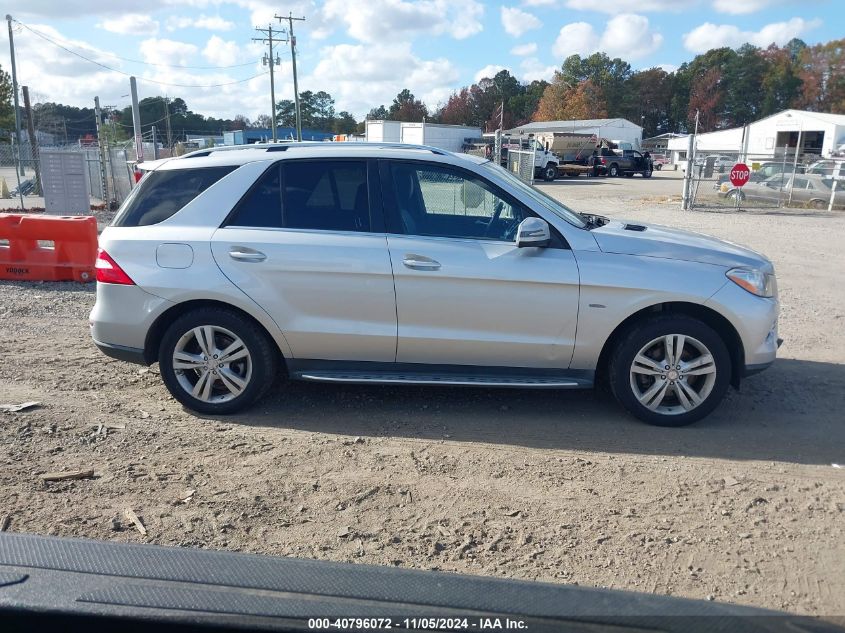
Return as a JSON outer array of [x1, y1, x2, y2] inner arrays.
[[15, 20, 268, 88], [15, 20, 257, 70]]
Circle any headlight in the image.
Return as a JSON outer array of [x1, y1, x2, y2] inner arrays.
[[726, 268, 777, 298]]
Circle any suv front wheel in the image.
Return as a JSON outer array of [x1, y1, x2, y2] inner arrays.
[[608, 315, 731, 426], [159, 308, 279, 415]]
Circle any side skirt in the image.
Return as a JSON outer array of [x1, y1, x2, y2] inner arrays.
[[286, 360, 594, 390]]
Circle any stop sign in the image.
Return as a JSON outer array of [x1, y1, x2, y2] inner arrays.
[[730, 163, 751, 187]]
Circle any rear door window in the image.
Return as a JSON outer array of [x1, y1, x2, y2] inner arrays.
[[113, 166, 237, 227], [225, 160, 372, 233]]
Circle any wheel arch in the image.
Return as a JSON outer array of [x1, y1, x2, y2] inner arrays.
[[595, 301, 744, 389], [143, 299, 287, 371]]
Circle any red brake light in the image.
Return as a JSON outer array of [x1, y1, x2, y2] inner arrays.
[[95, 249, 135, 285]]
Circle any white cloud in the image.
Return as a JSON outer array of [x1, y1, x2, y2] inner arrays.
[[564, 0, 693, 12], [553, 22, 598, 59], [683, 17, 821, 53], [166, 15, 237, 31], [600, 14, 663, 58], [711, 0, 791, 15], [522, 0, 556, 5], [309, 42, 459, 116], [97, 14, 159, 35], [501, 6, 542, 38], [475, 65, 511, 82], [202, 36, 244, 66], [553, 14, 662, 60], [511, 42, 538, 56], [139, 38, 200, 67], [322, 0, 484, 43], [519, 58, 557, 82]]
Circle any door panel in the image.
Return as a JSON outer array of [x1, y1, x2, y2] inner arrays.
[[210, 159, 396, 362], [387, 235, 579, 368], [212, 229, 396, 361]]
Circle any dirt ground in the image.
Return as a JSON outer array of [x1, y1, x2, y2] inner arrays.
[[1, 170, 844, 616]]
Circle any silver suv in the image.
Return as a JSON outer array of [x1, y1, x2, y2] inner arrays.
[[90, 143, 780, 426]]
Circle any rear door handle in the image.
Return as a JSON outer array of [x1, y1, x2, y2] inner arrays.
[[403, 254, 441, 270], [229, 248, 266, 262]]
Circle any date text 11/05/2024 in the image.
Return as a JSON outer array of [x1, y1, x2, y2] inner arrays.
[[307, 617, 528, 630]]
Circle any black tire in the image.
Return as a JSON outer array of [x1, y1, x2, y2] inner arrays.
[[642, 168, 653, 178], [656, 164, 663, 171], [543, 163, 557, 181], [810, 199, 826, 210], [608, 314, 732, 427], [159, 307, 280, 415], [608, 163, 620, 177]]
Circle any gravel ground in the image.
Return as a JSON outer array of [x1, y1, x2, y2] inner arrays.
[[1, 170, 844, 616]]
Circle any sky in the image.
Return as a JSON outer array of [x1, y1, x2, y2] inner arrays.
[[2, 0, 841, 121]]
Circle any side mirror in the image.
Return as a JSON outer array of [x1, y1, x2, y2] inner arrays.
[[515, 217, 551, 248]]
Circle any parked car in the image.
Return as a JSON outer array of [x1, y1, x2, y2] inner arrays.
[[650, 154, 670, 170], [720, 173, 843, 209], [714, 161, 805, 189], [805, 159, 840, 178], [599, 148, 654, 178], [91, 143, 780, 427]]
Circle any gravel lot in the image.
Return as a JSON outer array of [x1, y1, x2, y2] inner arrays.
[[1, 170, 843, 616]]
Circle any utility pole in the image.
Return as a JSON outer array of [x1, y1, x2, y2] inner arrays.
[[129, 76, 143, 164], [253, 25, 283, 142], [94, 96, 109, 205], [151, 125, 159, 159], [681, 110, 699, 212], [6, 15, 25, 178], [275, 12, 306, 141], [21, 86, 41, 195], [163, 96, 173, 151]]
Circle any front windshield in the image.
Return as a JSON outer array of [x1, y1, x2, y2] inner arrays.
[[479, 161, 587, 228]]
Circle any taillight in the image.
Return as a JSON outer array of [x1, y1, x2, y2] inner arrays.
[[95, 249, 135, 285]]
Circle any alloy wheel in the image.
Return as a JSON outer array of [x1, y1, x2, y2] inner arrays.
[[172, 325, 253, 403], [629, 334, 717, 415]]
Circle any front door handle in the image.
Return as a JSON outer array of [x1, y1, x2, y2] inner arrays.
[[229, 247, 266, 262], [403, 254, 441, 270]]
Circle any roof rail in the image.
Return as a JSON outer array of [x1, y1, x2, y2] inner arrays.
[[177, 141, 452, 160]]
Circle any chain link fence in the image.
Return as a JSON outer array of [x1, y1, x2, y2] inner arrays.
[[506, 148, 537, 185], [0, 142, 135, 209], [683, 138, 843, 212]]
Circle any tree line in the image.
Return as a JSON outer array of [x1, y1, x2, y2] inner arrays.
[[1, 36, 842, 144]]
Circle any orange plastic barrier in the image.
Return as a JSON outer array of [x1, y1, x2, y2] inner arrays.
[[0, 214, 98, 282]]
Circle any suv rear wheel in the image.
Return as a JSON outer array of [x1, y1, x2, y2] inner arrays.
[[608, 315, 731, 426], [159, 308, 279, 415]]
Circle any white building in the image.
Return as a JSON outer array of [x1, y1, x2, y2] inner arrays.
[[365, 121, 482, 153], [667, 110, 845, 164], [504, 118, 643, 149]]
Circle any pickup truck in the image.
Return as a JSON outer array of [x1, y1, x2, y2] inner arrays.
[[600, 148, 654, 178]]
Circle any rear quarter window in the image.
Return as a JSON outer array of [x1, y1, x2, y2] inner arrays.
[[113, 166, 237, 227]]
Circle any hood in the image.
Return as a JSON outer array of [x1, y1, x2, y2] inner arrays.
[[591, 220, 773, 271]]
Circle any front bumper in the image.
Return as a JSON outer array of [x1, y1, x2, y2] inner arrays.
[[705, 281, 780, 370]]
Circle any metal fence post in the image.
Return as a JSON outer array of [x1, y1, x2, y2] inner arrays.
[[681, 133, 695, 211]]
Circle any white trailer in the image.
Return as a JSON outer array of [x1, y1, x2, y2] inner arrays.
[[365, 121, 482, 153]]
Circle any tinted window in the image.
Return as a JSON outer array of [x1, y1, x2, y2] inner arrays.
[[227, 165, 282, 228], [284, 161, 370, 232], [389, 163, 526, 242], [113, 166, 236, 227]]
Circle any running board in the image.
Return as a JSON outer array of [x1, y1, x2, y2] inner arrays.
[[293, 371, 591, 389]]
